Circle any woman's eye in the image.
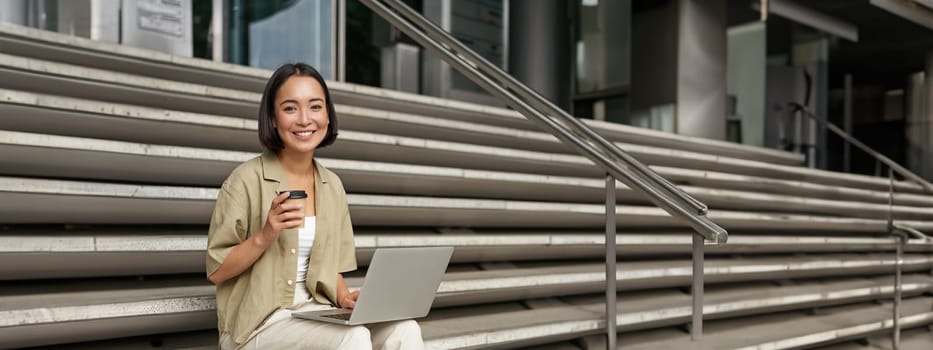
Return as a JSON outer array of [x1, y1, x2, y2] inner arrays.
[[283, 106, 296, 112], [310, 105, 323, 111]]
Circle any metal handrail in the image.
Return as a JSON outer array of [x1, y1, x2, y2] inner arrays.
[[790, 101, 933, 350], [790, 102, 933, 193], [377, 0, 709, 217], [791, 103, 931, 349], [379, 0, 708, 218], [362, 0, 726, 243], [359, 0, 727, 346], [893, 223, 933, 241]]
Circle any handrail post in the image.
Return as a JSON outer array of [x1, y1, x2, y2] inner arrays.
[[692, 234, 704, 340], [893, 233, 903, 350], [605, 175, 617, 349], [888, 168, 901, 350]]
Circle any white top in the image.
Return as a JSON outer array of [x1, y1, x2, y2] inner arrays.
[[296, 216, 316, 283]]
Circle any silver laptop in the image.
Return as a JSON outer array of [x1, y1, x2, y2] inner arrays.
[[291, 246, 454, 326]]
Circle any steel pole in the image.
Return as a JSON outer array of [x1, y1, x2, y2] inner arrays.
[[692, 234, 704, 340], [889, 168, 901, 350], [893, 234, 902, 350], [606, 175, 617, 349]]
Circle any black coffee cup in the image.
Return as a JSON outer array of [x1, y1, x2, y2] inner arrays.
[[282, 190, 308, 224]]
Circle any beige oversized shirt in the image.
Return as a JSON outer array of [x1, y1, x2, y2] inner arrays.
[[206, 150, 357, 345]]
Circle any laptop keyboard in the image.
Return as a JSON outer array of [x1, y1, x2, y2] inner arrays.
[[321, 313, 352, 321]]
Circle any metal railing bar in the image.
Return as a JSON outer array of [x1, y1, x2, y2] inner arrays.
[[888, 168, 895, 233], [376, 0, 709, 216], [361, 0, 727, 243], [605, 174, 618, 349], [692, 234, 704, 340], [893, 232, 903, 350], [892, 224, 931, 240], [791, 103, 933, 193], [888, 167, 905, 350]]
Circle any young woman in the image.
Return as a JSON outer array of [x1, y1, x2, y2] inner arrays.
[[207, 63, 424, 349]]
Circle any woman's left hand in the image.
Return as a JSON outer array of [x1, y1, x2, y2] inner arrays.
[[339, 290, 359, 309]]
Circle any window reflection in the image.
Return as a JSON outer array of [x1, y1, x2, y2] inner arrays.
[[229, 0, 333, 77]]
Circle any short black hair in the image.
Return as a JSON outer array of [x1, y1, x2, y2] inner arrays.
[[258, 63, 338, 152]]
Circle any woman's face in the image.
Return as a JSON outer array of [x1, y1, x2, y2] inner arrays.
[[273, 76, 330, 154]]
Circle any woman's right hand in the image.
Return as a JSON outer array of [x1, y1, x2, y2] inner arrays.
[[207, 192, 306, 285], [260, 192, 305, 244]]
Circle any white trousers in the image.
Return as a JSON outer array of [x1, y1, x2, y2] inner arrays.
[[220, 286, 425, 350]]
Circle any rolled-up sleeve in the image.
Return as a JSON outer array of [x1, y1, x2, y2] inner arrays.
[[206, 181, 249, 278]]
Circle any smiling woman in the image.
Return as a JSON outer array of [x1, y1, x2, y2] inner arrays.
[[207, 63, 425, 349], [258, 63, 339, 153]]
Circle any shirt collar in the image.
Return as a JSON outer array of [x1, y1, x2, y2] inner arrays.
[[260, 149, 331, 191]]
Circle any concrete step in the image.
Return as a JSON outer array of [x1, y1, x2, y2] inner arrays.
[[0, 61, 799, 172], [0, 23, 804, 167], [565, 275, 933, 332], [2, 90, 926, 212], [419, 254, 933, 307], [617, 142, 925, 194], [0, 87, 566, 155], [5, 130, 933, 220], [815, 326, 933, 350], [0, 88, 919, 197], [658, 166, 933, 208], [0, 88, 262, 152], [0, 130, 250, 186], [3, 176, 931, 232], [421, 285, 933, 349], [0, 276, 215, 349], [0, 85, 781, 183], [4, 228, 930, 280], [0, 88, 867, 195], [515, 343, 584, 350], [0, 52, 258, 118], [0, 229, 206, 280], [617, 297, 933, 350], [4, 273, 930, 349], [22, 330, 219, 350]]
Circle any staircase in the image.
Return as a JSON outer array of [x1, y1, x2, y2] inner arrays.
[[2, 22, 933, 350]]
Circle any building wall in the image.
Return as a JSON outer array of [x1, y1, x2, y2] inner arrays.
[[509, 0, 570, 108], [675, 0, 726, 140], [920, 53, 933, 180], [727, 21, 766, 147], [0, 0, 26, 25], [631, 0, 678, 111]]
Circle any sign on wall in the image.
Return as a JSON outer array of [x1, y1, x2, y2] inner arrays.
[[122, 0, 193, 57]]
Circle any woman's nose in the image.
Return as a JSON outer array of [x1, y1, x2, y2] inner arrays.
[[298, 109, 312, 124]]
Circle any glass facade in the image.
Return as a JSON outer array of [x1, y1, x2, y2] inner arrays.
[[228, 0, 334, 77], [448, 0, 505, 93], [344, 0, 384, 87], [192, 0, 212, 59], [572, 0, 631, 125], [343, 0, 422, 89]]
